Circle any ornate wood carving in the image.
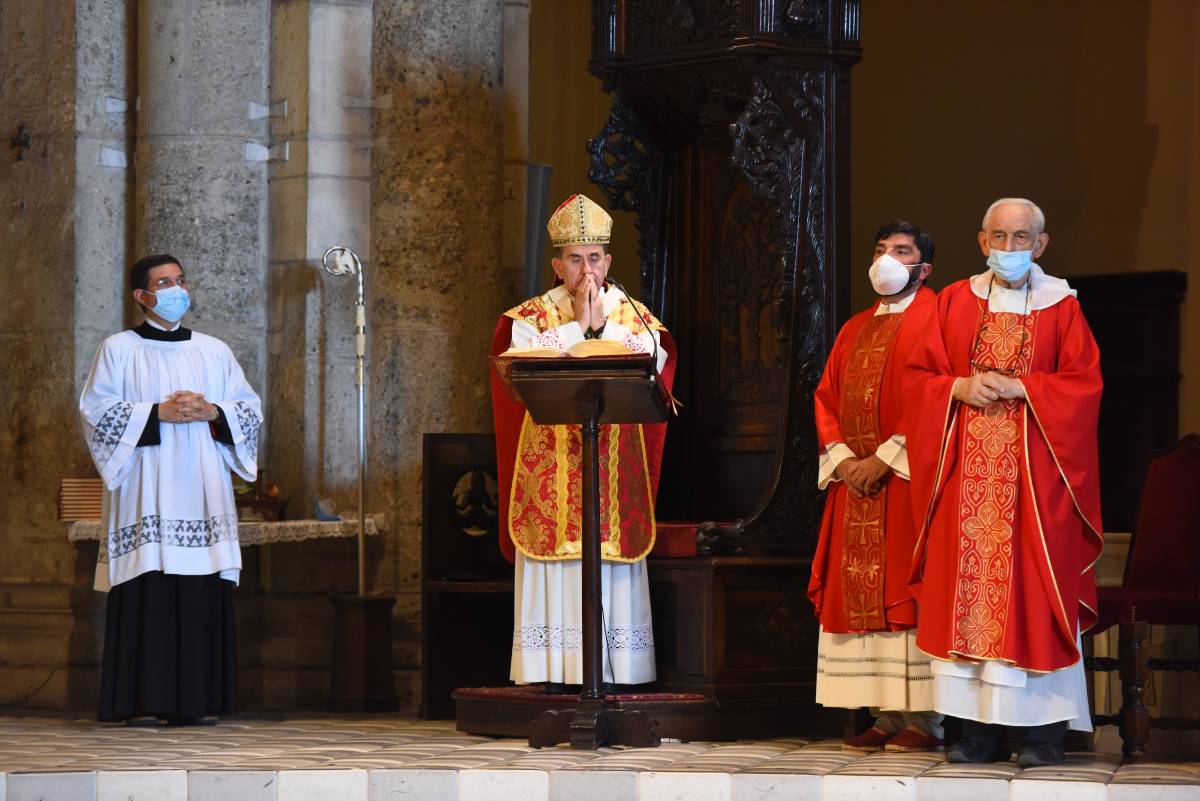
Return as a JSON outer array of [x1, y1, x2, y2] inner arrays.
[[626, 0, 742, 52], [718, 182, 786, 403], [724, 68, 828, 547], [575, 0, 861, 739], [587, 0, 857, 553], [780, 0, 827, 39], [586, 94, 667, 311]]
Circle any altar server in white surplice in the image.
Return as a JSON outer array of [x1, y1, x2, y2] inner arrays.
[[80, 254, 262, 726]]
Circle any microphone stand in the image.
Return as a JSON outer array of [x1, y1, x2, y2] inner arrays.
[[605, 277, 659, 374]]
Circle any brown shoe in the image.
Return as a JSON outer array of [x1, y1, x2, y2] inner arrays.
[[843, 726, 894, 752], [885, 725, 945, 752]]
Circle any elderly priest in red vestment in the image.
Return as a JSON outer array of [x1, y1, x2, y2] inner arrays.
[[810, 221, 943, 752], [906, 198, 1103, 768], [489, 194, 676, 692]]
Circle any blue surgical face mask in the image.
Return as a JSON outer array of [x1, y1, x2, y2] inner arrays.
[[150, 285, 191, 323], [987, 248, 1034, 283]]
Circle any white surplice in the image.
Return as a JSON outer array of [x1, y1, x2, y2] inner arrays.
[[508, 285, 663, 685], [79, 324, 262, 592]]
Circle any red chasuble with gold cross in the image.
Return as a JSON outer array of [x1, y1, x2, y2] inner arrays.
[[809, 286, 937, 633], [905, 279, 1103, 672], [489, 293, 676, 565]]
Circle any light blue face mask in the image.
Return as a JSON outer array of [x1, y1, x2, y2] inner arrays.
[[150, 285, 191, 323], [987, 248, 1034, 283]]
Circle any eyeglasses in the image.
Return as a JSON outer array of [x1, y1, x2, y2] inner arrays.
[[147, 276, 188, 291]]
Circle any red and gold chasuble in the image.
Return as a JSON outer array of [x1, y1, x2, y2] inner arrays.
[[837, 313, 904, 630], [488, 291, 675, 563], [906, 280, 1104, 672], [809, 287, 937, 634]]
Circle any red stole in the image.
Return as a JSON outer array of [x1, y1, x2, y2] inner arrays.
[[809, 287, 936, 633], [906, 280, 1103, 671], [489, 293, 676, 564]]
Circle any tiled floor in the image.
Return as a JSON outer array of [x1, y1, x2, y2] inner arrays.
[[0, 716, 1194, 801]]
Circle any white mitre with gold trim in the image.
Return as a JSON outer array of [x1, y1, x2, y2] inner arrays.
[[547, 193, 612, 247]]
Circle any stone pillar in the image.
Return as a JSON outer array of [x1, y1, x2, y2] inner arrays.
[[267, 0, 375, 522], [371, 0, 511, 704], [76, 0, 133, 389], [133, 0, 270, 391], [0, 0, 124, 709], [240, 0, 377, 710]]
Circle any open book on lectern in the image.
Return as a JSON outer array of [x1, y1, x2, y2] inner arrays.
[[490, 339, 659, 406], [499, 339, 634, 359]]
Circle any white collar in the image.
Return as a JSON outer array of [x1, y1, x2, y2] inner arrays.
[[969, 263, 1076, 311], [875, 291, 917, 315], [548, 283, 622, 320], [146, 317, 182, 332]]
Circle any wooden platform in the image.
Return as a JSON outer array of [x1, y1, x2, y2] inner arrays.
[[452, 685, 844, 742]]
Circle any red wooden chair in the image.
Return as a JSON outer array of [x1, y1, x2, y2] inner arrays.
[[1088, 434, 1200, 761]]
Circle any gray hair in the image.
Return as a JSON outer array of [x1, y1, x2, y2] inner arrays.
[[981, 198, 1045, 235]]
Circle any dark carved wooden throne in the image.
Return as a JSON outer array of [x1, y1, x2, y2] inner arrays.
[[585, 0, 861, 736]]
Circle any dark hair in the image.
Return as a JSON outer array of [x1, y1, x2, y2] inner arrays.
[[873, 221, 934, 264], [130, 254, 182, 291]]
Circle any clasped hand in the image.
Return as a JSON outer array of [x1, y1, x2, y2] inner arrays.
[[159, 391, 218, 424], [836, 454, 892, 498], [572, 277, 605, 334], [953, 372, 1025, 408]]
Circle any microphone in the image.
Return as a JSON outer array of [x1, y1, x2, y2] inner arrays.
[[604, 277, 659, 376]]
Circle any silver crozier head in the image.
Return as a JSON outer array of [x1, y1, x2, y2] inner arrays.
[[322, 245, 362, 277]]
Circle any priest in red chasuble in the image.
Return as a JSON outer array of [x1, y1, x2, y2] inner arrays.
[[810, 221, 943, 752], [489, 194, 676, 691], [906, 198, 1102, 768]]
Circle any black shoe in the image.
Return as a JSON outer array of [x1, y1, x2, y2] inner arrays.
[[947, 737, 1012, 764], [165, 715, 219, 726], [125, 715, 163, 727], [1017, 740, 1065, 768]]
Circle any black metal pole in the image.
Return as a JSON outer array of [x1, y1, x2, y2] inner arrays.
[[579, 414, 604, 702]]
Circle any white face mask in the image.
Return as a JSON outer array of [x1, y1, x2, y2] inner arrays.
[[869, 253, 922, 296]]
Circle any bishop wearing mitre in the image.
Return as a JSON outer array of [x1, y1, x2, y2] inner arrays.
[[489, 194, 676, 691]]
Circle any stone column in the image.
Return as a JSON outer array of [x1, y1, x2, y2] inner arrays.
[[370, 0, 511, 704], [268, 0, 374, 524], [0, 0, 130, 709], [133, 0, 270, 391], [243, 0, 377, 709]]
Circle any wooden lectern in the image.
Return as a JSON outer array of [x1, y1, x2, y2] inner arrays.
[[497, 353, 668, 749]]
